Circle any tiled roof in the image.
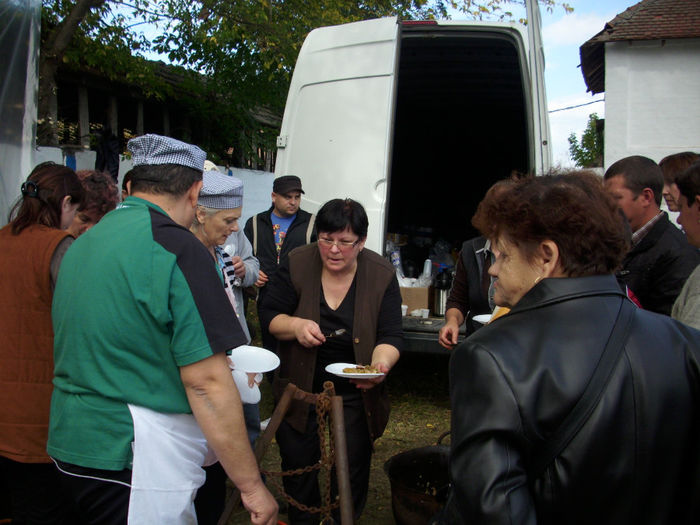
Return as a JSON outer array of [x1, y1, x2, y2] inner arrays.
[[580, 0, 700, 93]]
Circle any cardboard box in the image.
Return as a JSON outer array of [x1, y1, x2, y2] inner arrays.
[[400, 286, 433, 315]]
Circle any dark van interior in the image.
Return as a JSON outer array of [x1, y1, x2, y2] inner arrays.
[[387, 23, 531, 275]]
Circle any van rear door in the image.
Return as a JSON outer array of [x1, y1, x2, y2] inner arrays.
[[274, 17, 400, 252], [526, 0, 551, 173]]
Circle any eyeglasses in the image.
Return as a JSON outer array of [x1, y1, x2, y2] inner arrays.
[[318, 237, 360, 250]]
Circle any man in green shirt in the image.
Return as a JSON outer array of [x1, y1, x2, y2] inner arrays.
[[49, 134, 277, 524]]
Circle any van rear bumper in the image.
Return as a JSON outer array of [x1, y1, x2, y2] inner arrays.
[[401, 317, 466, 353]]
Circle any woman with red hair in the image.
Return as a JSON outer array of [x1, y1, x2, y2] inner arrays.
[[66, 170, 119, 237], [442, 171, 700, 524]]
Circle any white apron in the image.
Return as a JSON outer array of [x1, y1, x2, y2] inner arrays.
[[126, 404, 217, 524]]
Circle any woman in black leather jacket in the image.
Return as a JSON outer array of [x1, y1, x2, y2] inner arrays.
[[443, 172, 700, 524]]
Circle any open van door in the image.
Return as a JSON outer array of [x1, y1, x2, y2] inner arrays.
[[274, 17, 400, 252], [526, 0, 552, 172]]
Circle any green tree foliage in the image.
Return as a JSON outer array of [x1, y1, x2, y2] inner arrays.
[[568, 113, 603, 168], [39, 0, 573, 154]]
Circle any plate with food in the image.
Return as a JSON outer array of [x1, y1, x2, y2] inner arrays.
[[228, 345, 280, 373], [325, 362, 385, 379]]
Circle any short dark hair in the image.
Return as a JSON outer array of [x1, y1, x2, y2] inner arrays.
[[659, 152, 700, 185], [9, 162, 84, 234], [604, 155, 663, 207], [129, 164, 202, 197], [472, 171, 629, 277], [316, 198, 368, 239], [675, 160, 700, 206], [122, 169, 133, 192]]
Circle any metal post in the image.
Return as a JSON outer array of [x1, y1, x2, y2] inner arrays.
[[330, 396, 353, 525]]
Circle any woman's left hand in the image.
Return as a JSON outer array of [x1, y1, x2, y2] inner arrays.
[[231, 256, 246, 279], [350, 361, 390, 390]]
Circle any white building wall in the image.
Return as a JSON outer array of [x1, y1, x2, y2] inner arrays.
[[604, 38, 700, 170]]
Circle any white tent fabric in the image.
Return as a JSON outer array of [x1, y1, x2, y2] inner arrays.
[[0, 0, 41, 227]]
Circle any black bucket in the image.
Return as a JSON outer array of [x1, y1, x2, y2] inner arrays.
[[384, 432, 450, 525]]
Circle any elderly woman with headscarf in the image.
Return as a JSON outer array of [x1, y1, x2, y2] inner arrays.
[[189, 168, 262, 524], [441, 171, 700, 525]]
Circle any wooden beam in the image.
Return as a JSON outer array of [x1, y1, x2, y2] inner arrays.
[[78, 85, 90, 148], [109, 96, 118, 136], [137, 101, 144, 136]]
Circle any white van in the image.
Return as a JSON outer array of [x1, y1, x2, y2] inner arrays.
[[274, 16, 551, 351]]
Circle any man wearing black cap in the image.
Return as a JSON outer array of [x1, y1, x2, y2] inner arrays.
[[244, 175, 317, 353]]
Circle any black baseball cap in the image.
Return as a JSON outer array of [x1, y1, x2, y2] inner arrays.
[[273, 175, 304, 195]]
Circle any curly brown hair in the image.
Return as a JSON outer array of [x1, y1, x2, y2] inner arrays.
[[75, 170, 120, 218], [472, 171, 630, 277]]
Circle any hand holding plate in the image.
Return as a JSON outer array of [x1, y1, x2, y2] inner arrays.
[[350, 361, 390, 390]]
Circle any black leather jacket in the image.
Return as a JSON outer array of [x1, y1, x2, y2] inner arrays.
[[444, 275, 700, 524]]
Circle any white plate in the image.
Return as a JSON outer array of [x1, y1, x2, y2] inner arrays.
[[472, 314, 492, 325], [228, 345, 280, 373], [325, 362, 384, 379]]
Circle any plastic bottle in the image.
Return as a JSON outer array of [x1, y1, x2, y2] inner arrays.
[[389, 247, 404, 279], [421, 258, 432, 279]]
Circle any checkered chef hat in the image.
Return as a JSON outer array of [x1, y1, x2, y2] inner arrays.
[[198, 169, 244, 209], [127, 134, 206, 172]]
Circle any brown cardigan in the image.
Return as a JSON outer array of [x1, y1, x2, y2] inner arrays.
[[272, 244, 397, 440], [0, 224, 71, 463]]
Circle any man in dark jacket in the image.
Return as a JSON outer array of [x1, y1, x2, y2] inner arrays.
[[604, 155, 700, 315], [438, 235, 494, 348], [244, 175, 316, 352]]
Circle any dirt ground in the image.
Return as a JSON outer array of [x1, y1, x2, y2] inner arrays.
[[225, 304, 452, 524]]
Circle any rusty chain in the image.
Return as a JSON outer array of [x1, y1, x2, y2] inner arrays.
[[262, 382, 340, 523]]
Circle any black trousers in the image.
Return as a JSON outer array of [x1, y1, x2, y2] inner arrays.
[[195, 402, 261, 524], [275, 394, 372, 525], [195, 462, 228, 525], [0, 456, 82, 525], [256, 288, 278, 355], [54, 460, 131, 525]]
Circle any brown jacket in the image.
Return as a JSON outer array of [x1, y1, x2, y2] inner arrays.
[[273, 244, 396, 440], [0, 224, 71, 462]]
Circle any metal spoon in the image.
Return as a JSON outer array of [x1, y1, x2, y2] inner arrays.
[[325, 328, 347, 338]]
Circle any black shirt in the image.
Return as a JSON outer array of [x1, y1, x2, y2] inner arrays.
[[314, 279, 358, 394]]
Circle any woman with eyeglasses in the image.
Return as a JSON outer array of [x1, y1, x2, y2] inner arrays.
[[260, 198, 402, 524], [0, 162, 84, 523]]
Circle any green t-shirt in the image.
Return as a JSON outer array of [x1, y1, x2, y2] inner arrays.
[[48, 196, 246, 470]]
